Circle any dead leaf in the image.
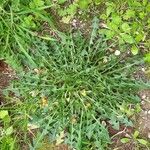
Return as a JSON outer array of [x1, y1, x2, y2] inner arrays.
[[56, 131, 65, 145], [27, 123, 40, 130]]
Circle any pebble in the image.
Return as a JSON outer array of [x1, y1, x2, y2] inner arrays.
[[114, 50, 121, 56], [141, 67, 145, 72], [143, 111, 148, 115], [141, 101, 145, 105], [148, 110, 150, 115], [142, 94, 146, 99], [72, 19, 77, 23], [148, 133, 150, 139]]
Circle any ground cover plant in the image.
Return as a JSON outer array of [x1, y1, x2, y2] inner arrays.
[[1, 29, 149, 149], [100, 0, 150, 55], [0, 0, 150, 150]]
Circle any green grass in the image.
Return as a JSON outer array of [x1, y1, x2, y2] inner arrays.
[[0, 0, 55, 70], [1, 30, 148, 150]]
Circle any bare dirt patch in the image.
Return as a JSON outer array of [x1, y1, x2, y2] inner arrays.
[[0, 60, 15, 105], [136, 89, 150, 139], [136, 65, 150, 140]]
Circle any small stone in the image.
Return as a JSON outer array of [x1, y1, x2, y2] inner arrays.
[[114, 50, 121, 56], [148, 133, 150, 139], [72, 22, 76, 27], [72, 19, 77, 23], [141, 68, 145, 72], [141, 101, 145, 105], [102, 121, 106, 126], [127, 51, 130, 54], [144, 111, 148, 115], [34, 68, 40, 74], [148, 110, 150, 115], [142, 94, 146, 99]]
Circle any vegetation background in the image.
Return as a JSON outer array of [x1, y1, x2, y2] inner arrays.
[[0, 0, 150, 150]]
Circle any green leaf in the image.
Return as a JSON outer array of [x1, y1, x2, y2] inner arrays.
[[94, 0, 102, 5], [137, 139, 148, 146], [61, 15, 72, 24], [126, 109, 134, 117], [108, 22, 118, 31], [100, 14, 107, 20], [14, 35, 37, 68], [144, 53, 150, 63], [120, 33, 134, 44], [106, 6, 114, 17], [0, 110, 8, 119], [146, 3, 150, 12], [135, 104, 142, 113], [133, 130, 139, 139], [34, 0, 44, 6], [124, 10, 135, 20], [5, 126, 13, 135], [67, 4, 77, 15], [132, 22, 139, 31], [139, 12, 146, 19], [132, 1, 142, 7], [131, 45, 138, 55], [58, 0, 67, 4], [143, 0, 148, 6], [112, 15, 122, 25], [121, 23, 131, 33], [135, 33, 144, 42], [105, 30, 115, 39], [78, 0, 91, 9], [121, 138, 130, 143], [118, 37, 125, 45], [23, 15, 36, 29], [29, 0, 44, 8], [109, 115, 120, 130]]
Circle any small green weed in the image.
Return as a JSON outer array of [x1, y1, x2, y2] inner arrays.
[[121, 130, 150, 149], [100, 0, 150, 56], [0, 110, 16, 150]]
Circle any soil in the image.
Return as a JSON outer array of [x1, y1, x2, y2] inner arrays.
[[0, 60, 15, 105], [136, 66, 150, 140], [136, 89, 150, 139]]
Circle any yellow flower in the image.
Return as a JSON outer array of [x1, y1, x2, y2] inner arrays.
[[40, 97, 48, 107]]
